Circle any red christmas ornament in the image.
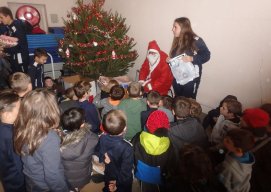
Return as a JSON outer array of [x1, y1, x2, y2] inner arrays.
[[65, 48, 70, 58]]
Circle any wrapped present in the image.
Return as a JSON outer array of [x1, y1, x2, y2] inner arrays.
[[98, 75, 131, 91], [62, 75, 97, 97]]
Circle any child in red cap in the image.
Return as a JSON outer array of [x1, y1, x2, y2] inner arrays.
[[241, 108, 271, 192], [241, 108, 269, 137], [132, 110, 175, 192]]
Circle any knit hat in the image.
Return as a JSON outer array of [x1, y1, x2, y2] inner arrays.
[[242, 108, 270, 128], [146, 110, 170, 133], [148, 40, 160, 53]]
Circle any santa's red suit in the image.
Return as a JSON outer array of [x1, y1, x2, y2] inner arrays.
[[139, 40, 173, 95]]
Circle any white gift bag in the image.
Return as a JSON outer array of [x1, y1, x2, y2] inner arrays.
[[168, 54, 199, 85]]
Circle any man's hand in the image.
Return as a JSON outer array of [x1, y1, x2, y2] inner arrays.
[[104, 153, 111, 164], [109, 180, 117, 192]]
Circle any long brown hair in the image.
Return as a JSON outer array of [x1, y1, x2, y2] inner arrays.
[[14, 89, 60, 155], [170, 17, 198, 57]]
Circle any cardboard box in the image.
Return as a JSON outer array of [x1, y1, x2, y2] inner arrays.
[[62, 75, 98, 97], [62, 75, 81, 89]]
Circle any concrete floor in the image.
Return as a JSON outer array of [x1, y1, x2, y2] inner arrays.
[[0, 180, 140, 192], [81, 180, 140, 192]]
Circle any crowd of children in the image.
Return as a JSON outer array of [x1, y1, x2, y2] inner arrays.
[[1, 5, 271, 192], [0, 9, 270, 191], [1, 72, 271, 192]]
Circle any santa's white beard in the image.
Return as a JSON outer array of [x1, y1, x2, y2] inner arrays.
[[147, 54, 160, 66]]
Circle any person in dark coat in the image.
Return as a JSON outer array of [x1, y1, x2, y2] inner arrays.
[[28, 48, 48, 89], [74, 80, 101, 133], [0, 6, 29, 73], [97, 110, 134, 192], [61, 107, 98, 191], [0, 90, 25, 192], [169, 97, 208, 155], [169, 17, 210, 99]]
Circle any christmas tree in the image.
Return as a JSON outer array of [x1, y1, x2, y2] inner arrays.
[[59, 0, 138, 79]]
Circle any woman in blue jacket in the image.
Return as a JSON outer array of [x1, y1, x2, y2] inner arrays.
[[169, 17, 210, 99]]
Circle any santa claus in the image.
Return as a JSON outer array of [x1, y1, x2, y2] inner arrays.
[[139, 40, 173, 95]]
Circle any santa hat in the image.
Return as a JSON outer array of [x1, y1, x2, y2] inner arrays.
[[148, 40, 160, 53], [242, 108, 270, 128], [146, 111, 170, 133]]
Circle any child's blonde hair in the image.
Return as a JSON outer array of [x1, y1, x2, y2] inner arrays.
[[173, 96, 191, 118], [103, 110, 126, 135], [127, 82, 141, 98], [104, 79, 119, 93], [161, 95, 173, 110], [9, 72, 31, 94], [189, 98, 202, 119], [64, 87, 76, 100], [14, 89, 60, 155]]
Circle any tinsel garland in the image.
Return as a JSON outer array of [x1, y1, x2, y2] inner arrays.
[[67, 51, 137, 66]]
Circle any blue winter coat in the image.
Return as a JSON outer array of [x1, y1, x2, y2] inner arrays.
[[28, 62, 44, 89], [97, 134, 134, 192], [0, 123, 25, 192], [77, 100, 101, 133], [3, 19, 29, 73]]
